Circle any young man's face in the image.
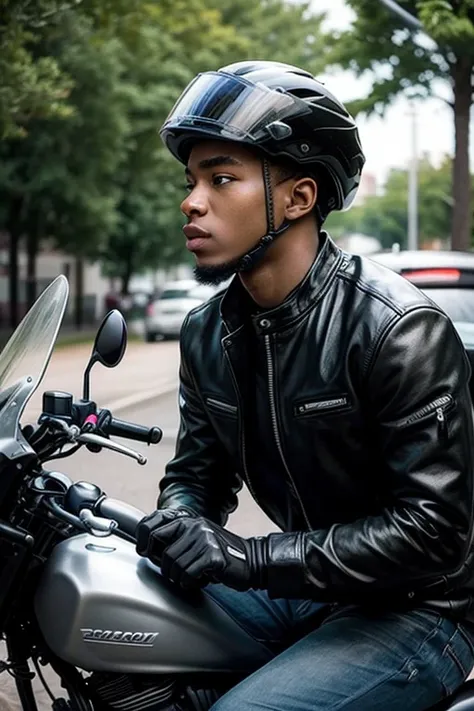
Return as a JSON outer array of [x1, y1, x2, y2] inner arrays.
[[181, 140, 274, 285]]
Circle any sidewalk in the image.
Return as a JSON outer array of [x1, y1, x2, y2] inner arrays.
[[24, 339, 181, 422]]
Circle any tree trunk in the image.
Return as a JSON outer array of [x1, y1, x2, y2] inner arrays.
[[120, 253, 134, 296], [451, 56, 472, 251], [74, 257, 84, 329], [26, 229, 38, 309], [6, 197, 23, 330], [8, 232, 19, 330]]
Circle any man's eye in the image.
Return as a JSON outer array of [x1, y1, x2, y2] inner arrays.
[[184, 183, 194, 192], [213, 175, 233, 186]]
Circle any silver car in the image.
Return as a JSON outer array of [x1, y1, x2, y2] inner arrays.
[[145, 280, 217, 341], [369, 250, 474, 326], [369, 249, 474, 395]]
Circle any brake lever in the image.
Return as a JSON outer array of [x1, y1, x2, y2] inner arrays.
[[74, 431, 147, 465]]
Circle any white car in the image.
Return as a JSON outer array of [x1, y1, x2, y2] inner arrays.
[[144, 280, 218, 341]]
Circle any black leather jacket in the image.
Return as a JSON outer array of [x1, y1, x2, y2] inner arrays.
[[158, 234, 474, 621]]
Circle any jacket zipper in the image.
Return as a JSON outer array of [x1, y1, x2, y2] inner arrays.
[[436, 407, 448, 442], [387, 395, 453, 442], [296, 396, 349, 416], [206, 397, 237, 415], [265, 334, 312, 530], [223, 348, 259, 504]]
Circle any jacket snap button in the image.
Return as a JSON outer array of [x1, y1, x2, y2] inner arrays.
[[407, 591, 415, 599], [260, 318, 271, 329]]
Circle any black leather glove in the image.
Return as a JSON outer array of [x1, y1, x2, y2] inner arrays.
[[137, 513, 268, 591], [136, 507, 196, 559]]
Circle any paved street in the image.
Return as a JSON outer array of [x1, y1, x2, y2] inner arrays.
[[24, 339, 181, 422]]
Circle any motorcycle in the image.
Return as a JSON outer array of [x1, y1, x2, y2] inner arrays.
[[0, 274, 473, 711]]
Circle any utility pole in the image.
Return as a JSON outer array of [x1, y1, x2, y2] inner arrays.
[[376, 0, 422, 30], [407, 102, 419, 250]]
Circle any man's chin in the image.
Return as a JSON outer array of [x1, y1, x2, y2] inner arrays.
[[193, 258, 240, 286]]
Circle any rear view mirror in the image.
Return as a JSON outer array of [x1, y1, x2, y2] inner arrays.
[[83, 310, 127, 400]]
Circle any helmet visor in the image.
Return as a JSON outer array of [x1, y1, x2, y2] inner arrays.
[[160, 71, 310, 146]]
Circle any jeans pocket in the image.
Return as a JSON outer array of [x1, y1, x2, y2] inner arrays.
[[439, 624, 474, 697]]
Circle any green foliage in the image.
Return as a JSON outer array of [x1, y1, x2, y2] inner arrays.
[[418, 0, 474, 55], [0, 9, 129, 261], [325, 0, 474, 251], [326, 156, 454, 248], [326, 1, 449, 116], [0, 1, 77, 138], [0, 0, 329, 296]]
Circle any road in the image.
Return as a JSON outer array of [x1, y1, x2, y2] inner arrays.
[[0, 386, 276, 711], [23, 339, 182, 422]]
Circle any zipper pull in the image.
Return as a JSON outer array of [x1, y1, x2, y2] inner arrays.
[[436, 407, 448, 443]]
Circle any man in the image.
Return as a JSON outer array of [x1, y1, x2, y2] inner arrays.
[[136, 61, 474, 710]]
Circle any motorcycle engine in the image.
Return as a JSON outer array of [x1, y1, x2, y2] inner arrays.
[[87, 673, 221, 711], [88, 673, 176, 710]]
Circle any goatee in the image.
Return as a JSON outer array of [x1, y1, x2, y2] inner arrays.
[[193, 259, 240, 286]]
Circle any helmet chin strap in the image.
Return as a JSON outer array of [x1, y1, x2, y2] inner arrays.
[[235, 158, 290, 273]]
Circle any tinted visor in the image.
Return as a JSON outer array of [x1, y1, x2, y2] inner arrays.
[[160, 71, 310, 150]]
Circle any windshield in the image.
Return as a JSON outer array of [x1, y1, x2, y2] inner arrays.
[[0, 276, 69, 443], [160, 289, 192, 300]]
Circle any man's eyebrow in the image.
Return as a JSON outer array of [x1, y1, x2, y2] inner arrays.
[[185, 155, 243, 175]]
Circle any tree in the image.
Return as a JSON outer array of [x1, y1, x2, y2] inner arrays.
[[326, 156, 454, 249], [0, 7, 129, 325], [0, 0, 331, 319], [207, 0, 327, 73], [0, 0, 76, 139], [326, 0, 474, 251], [99, 0, 248, 293]]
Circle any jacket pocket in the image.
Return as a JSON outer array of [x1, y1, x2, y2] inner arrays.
[[294, 394, 352, 419], [386, 394, 455, 445], [205, 396, 238, 419]]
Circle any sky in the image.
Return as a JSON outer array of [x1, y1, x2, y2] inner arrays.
[[311, 0, 469, 189]]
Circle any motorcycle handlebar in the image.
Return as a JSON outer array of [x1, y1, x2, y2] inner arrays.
[[106, 417, 162, 445], [96, 497, 145, 539]]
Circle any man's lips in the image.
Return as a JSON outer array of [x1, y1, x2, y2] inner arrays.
[[183, 224, 211, 239], [183, 224, 212, 252]]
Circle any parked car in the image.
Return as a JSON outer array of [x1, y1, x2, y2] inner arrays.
[[369, 249, 474, 392], [144, 280, 217, 341]]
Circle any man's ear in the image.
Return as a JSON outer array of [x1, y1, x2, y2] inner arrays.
[[284, 176, 318, 221]]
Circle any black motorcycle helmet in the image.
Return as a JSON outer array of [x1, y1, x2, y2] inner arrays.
[[160, 60, 366, 271]]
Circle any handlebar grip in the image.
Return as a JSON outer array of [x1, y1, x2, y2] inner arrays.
[[96, 497, 145, 539], [108, 417, 162, 445]]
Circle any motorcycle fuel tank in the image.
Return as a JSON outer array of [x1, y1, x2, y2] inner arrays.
[[34, 533, 272, 674]]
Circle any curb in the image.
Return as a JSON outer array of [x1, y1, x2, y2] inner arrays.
[[104, 381, 178, 414]]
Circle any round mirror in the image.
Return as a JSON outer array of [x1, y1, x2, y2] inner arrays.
[[93, 310, 127, 368]]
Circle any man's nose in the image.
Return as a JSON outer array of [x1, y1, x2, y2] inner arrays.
[[181, 186, 208, 218]]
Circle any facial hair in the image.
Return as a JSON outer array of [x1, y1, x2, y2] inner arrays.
[[193, 257, 241, 286]]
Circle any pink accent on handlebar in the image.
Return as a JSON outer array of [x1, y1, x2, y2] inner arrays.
[[84, 415, 98, 426]]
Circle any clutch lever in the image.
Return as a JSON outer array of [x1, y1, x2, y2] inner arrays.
[[68, 426, 147, 465]]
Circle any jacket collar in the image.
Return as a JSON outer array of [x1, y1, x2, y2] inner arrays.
[[220, 232, 343, 336]]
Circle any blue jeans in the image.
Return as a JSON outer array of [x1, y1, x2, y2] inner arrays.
[[205, 585, 474, 711]]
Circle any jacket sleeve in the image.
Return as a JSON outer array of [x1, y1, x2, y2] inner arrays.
[[263, 307, 474, 601], [158, 316, 242, 526]]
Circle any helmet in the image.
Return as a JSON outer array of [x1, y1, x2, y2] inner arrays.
[[160, 60, 366, 216]]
